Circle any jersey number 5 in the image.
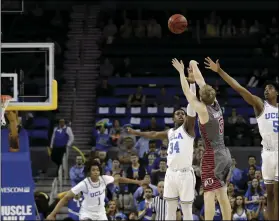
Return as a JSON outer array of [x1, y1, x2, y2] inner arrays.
[[218, 117, 224, 135], [169, 141, 180, 154], [273, 121, 279, 133]]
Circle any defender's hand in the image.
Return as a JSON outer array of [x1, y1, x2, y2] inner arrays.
[[204, 57, 221, 73]]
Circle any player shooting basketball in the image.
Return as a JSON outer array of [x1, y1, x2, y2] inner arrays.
[[204, 57, 278, 221], [172, 58, 232, 221]]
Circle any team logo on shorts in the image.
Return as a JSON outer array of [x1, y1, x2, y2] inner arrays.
[[204, 178, 214, 187]]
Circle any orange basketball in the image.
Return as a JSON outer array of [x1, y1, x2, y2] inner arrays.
[[168, 14, 188, 34]]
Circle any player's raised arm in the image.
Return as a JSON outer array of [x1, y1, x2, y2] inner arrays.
[[204, 57, 264, 114], [189, 60, 206, 88], [127, 127, 168, 140], [185, 68, 197, 137], [172, 58, 207, 116]]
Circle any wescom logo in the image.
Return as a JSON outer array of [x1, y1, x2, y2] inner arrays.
[[1, 187, 30, 193]]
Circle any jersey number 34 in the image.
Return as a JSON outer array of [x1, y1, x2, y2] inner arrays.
[[169, 141, 180, 154]]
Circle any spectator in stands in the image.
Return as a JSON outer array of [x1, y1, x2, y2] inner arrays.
[[146, 19, 162, 38], [228, 108, 238, 124], [145, 151, 157, 175], [151, 159, 167, 185], [103, 19, 118, 44], [154, 87, 172, 107], [238, 19, 248, 36], [227, 183, 235, 200], [134, 20, 146, 38], [232, 195, 252, 220], [246, 165, 257, 185], [106, 159, 124, 177], [134, 129, 151, 160], [111, 174, 134, 213], [120, 18, 133, 38], [151, 146, 167, 173], [247, 69, 260, 87], [115, 57, 132, 77], [254, 170, 265, 191], [243, 156, 261, 177], [126, 153, 146, 193], [95, 124, 111, 153], [69, 156, 85, 187], [269, 17, 278, 36], [245, 178, 264, 211], [109, 119, 122, 146], [100, 59, 114, 78], [249, 20, 261, 35], [106, 200, 127, 221], [221, 19, 236, 37], [137, 186, 153, 220], [229, 157, 244, 192], [272, 43, 278, 58], [200, 196, 222, 220], [252, 195, 268, 220], [204, 12, 220, 37], [128, 211, 138, 220], [50, 119, 74, 174], [127, 86, 146, 107]]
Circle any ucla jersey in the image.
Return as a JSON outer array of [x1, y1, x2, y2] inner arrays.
[[232, 210, 248, 221], [167, 125, 194, 170], [257, 101, 278, 151], [71, 175, 114, 215]]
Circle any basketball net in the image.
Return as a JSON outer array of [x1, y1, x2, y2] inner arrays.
[[1, 95, 12, 126]]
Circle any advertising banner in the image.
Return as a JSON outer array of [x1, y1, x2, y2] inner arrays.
[[1, 129, 36, 221]]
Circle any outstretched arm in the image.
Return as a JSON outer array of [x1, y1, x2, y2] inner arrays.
[[190, 60, 206, 88], [172, 59, 207, 116], [204, 57, 264, 115], [184, 68, 197, 137], [127, 128, 168, 140]]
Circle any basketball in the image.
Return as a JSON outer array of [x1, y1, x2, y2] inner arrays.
[[168, 14, 188, 34]]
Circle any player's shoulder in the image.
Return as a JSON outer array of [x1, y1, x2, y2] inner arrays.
[[101, 175, 114, 185]]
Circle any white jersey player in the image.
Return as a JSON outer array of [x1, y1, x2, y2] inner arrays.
[[257, 101, 278, 183], [46, 161, 146, 220], [204, 56, 279, 221], [128, 68, 197, 221]]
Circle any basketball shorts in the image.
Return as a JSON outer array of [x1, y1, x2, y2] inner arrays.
[[164, 167, 196, 204], [261, 150, 278, 184], [79, 208, 108, 221], [201, 148, 232, 192]]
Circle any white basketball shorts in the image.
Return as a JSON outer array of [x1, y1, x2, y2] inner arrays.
[[261, 150, 278, 184], [79, 208, 108, 221], [163, 167, 196, 204]]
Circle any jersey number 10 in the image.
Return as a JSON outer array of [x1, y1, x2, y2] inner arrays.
[[169, 141, 180, 155]]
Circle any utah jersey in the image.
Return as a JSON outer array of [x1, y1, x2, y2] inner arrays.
[[257, 101, 278, 151], [198, 101, 225, 151], [71, 175, 114, 214], [167, 125, 194, 170]]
